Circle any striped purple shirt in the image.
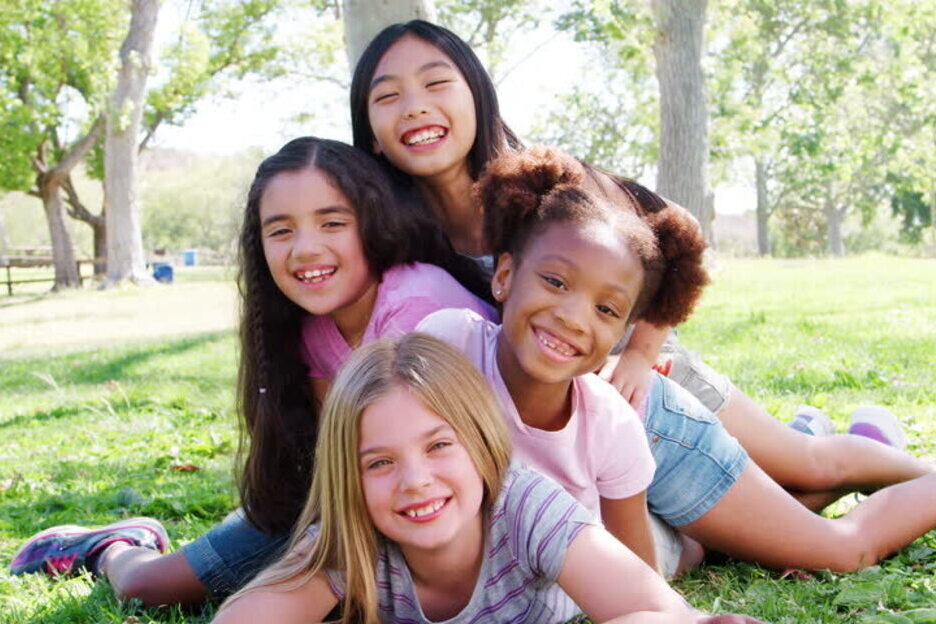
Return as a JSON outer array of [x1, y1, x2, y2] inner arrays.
[[321, 464, 594, 623]]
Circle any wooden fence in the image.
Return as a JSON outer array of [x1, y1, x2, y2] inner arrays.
[[1, 249, 99, 295]]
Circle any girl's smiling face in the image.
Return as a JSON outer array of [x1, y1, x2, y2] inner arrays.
[[367, 34, 477, 181], [493, 221, 644, 386], [259, 168, 377, 326], [358, 385, 484, 555]]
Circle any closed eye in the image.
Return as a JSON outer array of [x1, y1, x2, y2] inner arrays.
[[540, 274, 566, 290], [426, 79, 452, 88], [372, 91, 398, 104]]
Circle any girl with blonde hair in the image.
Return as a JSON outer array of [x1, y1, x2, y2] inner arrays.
[[213, 334, 765, 624]]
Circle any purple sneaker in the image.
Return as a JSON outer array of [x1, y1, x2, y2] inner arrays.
[[10, 517, 168, 576], [849, 406, 907, 450]]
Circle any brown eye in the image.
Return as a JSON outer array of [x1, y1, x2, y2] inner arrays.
[[597, 304, 620, 318]]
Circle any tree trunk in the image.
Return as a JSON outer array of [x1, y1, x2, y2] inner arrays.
[[823, 182, 845, 256], [702, 190, 715, 249], [342, 0, 436, 68], [0, 212, 8, 256], [32, 120, 104, 291], [39, 179, 80, 290], [92, 212, 107, 276], [755, 157, 770, 256], [650, 0, 711, 242], [104, 0, 160, 287], [63, 174, 107, 276], [824, 207, 845, 256]]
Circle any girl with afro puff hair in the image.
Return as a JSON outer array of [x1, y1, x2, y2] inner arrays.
[[418, 146, 936, 577]]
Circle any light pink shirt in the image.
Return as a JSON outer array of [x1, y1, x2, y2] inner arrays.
[[301, 262, 496, 379], [417, 308, 655, 518]]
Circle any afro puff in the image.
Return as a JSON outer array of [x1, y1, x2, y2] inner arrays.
[[476, 146, 709, 327]]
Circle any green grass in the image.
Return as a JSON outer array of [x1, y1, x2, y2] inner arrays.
[[0, 256, 934, 623]]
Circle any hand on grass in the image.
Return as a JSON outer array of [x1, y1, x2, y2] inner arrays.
[[599, 351, 655, 410]]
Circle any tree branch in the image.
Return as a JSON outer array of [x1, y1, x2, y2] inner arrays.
[[495, 31, 562, 87], [771, 17, 809, 58], [139, 110, 165, 153], [53, 114, 104, 177], [62, 174, 103, 226]]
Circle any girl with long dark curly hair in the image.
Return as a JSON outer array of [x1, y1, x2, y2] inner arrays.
[[11, 136, 494, 607]]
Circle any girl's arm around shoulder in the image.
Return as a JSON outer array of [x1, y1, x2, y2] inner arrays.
[[558, 525, 770, 624], [599, 320, 669, 409], [211, 571, 338, 624]]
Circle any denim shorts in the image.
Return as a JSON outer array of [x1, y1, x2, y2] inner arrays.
[[644, 374, 748, 527], [181, 509, 289, 597], [659, 332, 732, 414]]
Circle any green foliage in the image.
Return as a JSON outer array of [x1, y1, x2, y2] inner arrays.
[[0, 0, 123, 192], [437, 0, 546, 78], [537, 1, 658, 176], [144, 0, 287, 137], [712, 0, 936, 254], [529, 77, 657, 178], [140, 149, 261, 255]]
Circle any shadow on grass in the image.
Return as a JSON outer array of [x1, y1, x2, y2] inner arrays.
[[0, 292, 51, 310], [58, 331, 231, 386], [0, 404, 89, 430], [1, 455, 237, 541], [0, 331, 233, 394]]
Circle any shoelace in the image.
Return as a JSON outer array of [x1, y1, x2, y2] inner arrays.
[[46, 553, 79, 574]]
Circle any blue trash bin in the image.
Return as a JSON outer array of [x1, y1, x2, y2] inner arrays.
[[153, 262, 174, 283], [182, 249, 198, 266]]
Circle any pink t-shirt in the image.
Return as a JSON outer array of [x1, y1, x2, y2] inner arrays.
[[417, 308, 655, 519], [301, 262, 496, 379]]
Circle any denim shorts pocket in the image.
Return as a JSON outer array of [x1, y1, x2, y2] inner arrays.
[[658, 375, 718, 425]]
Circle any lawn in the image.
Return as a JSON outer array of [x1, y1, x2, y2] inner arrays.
[[0, 257, 934, 623]]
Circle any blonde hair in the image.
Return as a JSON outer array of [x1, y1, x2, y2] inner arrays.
[[221, 333, 513, 624]]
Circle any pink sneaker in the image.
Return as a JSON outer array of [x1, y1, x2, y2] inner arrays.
[[10, 517, 168, 577]]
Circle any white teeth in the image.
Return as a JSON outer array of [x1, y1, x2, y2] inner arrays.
[[403, 499, 445, 518], [404, 128, 445, 145], [296, 268, 336, 283], [537, 330, 577, 357]]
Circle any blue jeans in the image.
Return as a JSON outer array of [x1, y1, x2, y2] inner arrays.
[[644, 373, 748, 526], [181, 509, 289, 597]]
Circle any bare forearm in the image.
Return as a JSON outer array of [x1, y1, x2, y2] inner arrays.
[[624, 320, 670, 364]]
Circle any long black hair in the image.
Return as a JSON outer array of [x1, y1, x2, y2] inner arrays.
[[236, 136, 485, 533], [350, 19, 522, 185]]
